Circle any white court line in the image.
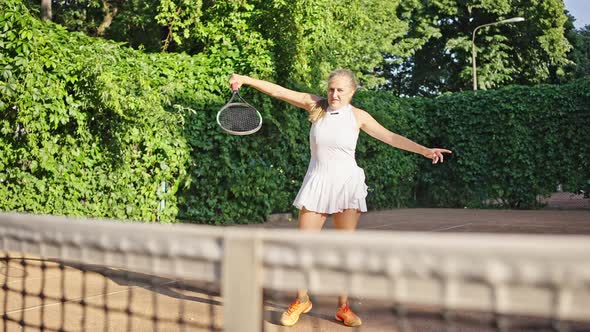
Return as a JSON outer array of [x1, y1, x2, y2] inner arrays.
[[363, 222, 476, 231], [3, 279, 178, 314], [431, 223, 474, 232], [1, 264, 93, 286], [360, 224, 401, 229]]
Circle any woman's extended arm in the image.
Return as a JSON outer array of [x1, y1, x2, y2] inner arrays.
[[354, 108, 452, 163], [229, 74, 320, 112]]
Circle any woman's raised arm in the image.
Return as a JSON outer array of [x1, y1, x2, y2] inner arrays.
[[229, 74, 321, 112]]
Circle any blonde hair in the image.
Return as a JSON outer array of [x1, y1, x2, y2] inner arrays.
[[329, 69, 358, 91], [308, 99, 329, 123], [308, 69, 358, 123]]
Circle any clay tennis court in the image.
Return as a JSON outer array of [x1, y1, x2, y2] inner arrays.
[[2, 193, 589, 331], [258, 201, 590, 332]]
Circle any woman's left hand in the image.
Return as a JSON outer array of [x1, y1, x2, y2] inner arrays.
[[424, 148, 452, 164]]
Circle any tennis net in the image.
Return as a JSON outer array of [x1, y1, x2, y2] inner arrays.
[[1, 212, 589, 332]]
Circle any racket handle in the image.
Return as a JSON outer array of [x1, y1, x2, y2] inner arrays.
[[231, 82, 239, 91]]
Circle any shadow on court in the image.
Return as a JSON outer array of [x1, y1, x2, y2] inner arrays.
[[2, 203, 589, 331]]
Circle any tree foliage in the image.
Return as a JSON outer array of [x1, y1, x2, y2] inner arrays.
[[26, 0, 430, 90], [561, 16, 590, 81], [25, 0, 577, 94], [251, 0, 421, 89], [1, 0, 226, 221], [377, 0, 572, 96]]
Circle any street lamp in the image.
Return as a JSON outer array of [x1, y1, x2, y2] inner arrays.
[[472, 17, 525, 91]]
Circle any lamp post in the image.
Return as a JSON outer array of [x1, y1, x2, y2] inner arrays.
[[472, 17, 525, 91]]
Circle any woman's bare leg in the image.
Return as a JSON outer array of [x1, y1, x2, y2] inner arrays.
[[332, 209, 361, 306], [296, 208, 327, 299], [332, 208, 360, 230]]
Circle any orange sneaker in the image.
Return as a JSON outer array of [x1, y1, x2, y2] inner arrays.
[[335, 303, 362, 327], [280, 298, 313, 327]]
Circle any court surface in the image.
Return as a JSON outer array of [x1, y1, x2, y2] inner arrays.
[[258, 207, 590, 332], [3, 205, 590, 331]]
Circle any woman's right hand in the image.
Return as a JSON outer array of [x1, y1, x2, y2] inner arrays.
[[228, 73, 246, 90]]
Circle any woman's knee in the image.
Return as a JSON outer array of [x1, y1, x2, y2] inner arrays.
[[298, 208, 327, 231], [332, 209, 361, 230]]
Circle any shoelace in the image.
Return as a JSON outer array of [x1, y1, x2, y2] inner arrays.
[[286, 301, 302, 315]]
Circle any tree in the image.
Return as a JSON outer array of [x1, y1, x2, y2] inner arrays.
[[568, 25, 590, 78], [253, 0, 429, 90], [560, 12, 590, 81], [96, 0, 122, 36], [40, 0, 51, 21], [24, 0, 426, 89], [377, 0, 572, 96], [25, 0, 573, 94], [26, 0, 161, 49]]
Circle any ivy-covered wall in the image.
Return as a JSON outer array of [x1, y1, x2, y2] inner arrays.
[[0, 0, 228, 222], [421, 79, 590, 208]]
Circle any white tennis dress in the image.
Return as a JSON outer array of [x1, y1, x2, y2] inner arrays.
[[293, 104, 368, 214]]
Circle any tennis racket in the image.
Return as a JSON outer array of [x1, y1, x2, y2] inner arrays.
[[217, 83, 262, 135]]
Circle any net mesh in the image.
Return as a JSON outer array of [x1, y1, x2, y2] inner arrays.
[[1, 212, 589, 332], [217, 103, 261, 135], [0, 213, 224, 332], [0, 253, 223, 331]]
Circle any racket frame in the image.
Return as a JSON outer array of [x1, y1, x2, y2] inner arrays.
[[217, 84, 262, 135], [216, 102, 263, 136]]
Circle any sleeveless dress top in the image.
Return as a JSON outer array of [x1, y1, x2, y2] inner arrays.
[[293, 104, 368, 213]]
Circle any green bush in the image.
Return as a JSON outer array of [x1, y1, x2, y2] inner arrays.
[[0, 0, 228, 222], [0, 0, 293, 224], [421, 78, 590, 208]]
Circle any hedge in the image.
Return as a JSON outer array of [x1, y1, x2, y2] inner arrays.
[[421, 78, 590, 208]]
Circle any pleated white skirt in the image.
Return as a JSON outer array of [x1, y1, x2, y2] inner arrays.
[[293, 159, 368, 214]]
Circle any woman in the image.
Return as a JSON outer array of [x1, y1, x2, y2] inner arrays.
[[228, 70, 451, 327]]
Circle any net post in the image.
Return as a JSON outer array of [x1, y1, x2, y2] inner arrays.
[[222, 230, 262, 332]]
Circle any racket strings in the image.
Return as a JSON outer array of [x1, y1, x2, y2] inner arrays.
[[218, 104, 261, 134]]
